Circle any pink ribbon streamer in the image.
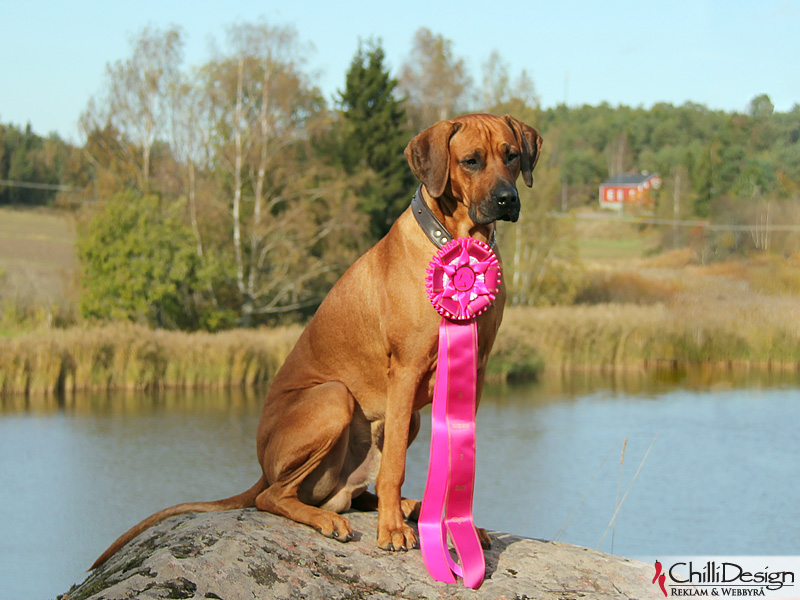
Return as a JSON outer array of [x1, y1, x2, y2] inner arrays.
[[419, 238, 500, 589]]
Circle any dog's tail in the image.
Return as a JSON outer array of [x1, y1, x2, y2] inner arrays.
[[90, 476, 268, 570]]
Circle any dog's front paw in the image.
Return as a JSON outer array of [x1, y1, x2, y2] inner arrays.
[[313, 512, 353, 543], [377, 522, 418, 552]]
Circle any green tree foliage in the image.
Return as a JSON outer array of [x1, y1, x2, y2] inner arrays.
[[0, 123, 81, 205], [537, 97, 800, 220], [9, 16, 800, 328], [197, 21, 366, 327], [339, 39, 415, 239], [77, 192, 205, 330]]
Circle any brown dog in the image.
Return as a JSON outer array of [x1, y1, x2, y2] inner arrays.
[[92, 113, 542, 569]]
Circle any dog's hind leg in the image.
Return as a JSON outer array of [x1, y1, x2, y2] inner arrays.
[[255, 381, 355, 541]]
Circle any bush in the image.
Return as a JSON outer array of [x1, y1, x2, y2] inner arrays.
[[77, 192, 205, 330]]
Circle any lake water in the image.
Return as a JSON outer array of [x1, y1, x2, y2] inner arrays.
[[2, 367, 799, 600]]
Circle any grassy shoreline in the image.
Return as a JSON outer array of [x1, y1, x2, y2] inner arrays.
[[492, 303, 800, 378], [3, 300, 799, 400], [0, 322, 302, 398]]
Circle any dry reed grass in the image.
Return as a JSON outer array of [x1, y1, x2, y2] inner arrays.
[[641, 247, 694, 269], [497, 299, 800, 372], [3, 282, 799, 398], [0, 322, 302, 398], [575, 270, 682, 305]]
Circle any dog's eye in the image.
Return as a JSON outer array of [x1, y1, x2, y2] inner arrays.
[[507, 152, 520, 163], [461, 158, 480, 169]]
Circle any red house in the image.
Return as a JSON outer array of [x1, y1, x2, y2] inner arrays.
[[599, 172, 662, 210]]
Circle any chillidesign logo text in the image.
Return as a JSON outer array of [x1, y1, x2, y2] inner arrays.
[[651, 559, 797, 597]]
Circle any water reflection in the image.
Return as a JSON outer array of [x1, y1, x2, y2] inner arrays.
[[3, 364, 798, 416], [484, 364, 800, 408], [1, 386, 266, 415]]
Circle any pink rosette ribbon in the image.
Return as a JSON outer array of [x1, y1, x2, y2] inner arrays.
[[419, 237, 500, 589]]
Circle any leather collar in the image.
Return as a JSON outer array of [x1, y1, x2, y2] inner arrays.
[[410, 185, 496, 249], [411, 185, 452, 248]]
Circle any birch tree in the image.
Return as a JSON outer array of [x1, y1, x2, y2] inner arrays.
[[170, 70, 213, 258], [477, 50, 539, 114], [204, 22, 362, 325], [81, 25, 183, 192], [499, 163, 582, 307], [399, 28, 472, 131], [493, 104, 583, 306]]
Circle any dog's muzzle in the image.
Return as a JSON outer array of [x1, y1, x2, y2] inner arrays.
[[471, 186, 520, 224], [493, 186, 520, 222]]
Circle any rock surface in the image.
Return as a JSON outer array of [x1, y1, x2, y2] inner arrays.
[[61, 509, 661, 599]]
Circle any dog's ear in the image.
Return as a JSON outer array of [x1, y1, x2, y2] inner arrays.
[[404, 120, 462, 198], [503, 115, 543, 188]]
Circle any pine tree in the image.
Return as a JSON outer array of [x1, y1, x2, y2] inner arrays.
[[340, 39, 414, 239]]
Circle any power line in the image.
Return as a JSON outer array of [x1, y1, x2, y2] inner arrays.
[[0, 179, 83, 192]]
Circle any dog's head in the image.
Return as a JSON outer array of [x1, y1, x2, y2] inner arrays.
[[404, 113, 542, 224]]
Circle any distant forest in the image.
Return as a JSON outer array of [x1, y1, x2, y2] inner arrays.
[[3, 91, 799, 220], [1, 22, 798, 329]]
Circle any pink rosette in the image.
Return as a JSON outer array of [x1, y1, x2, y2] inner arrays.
[[420, 235, 501, 589], [425, 238, 501, 321]]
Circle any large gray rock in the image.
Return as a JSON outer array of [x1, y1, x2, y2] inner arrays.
[[61, 509, 660, 599]]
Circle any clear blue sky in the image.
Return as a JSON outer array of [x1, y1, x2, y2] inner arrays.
[[1, 0, 798, 142]]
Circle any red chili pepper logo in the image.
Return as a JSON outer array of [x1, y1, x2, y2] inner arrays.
[[653, 560, 667, 597]]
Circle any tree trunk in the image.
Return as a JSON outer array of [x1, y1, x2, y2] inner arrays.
[[188, 160, 203, 257], [233, 57, 247, 306], [249, 65, 270, 306]]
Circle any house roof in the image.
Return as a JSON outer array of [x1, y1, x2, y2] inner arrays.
[[600, 173, 657, 186]]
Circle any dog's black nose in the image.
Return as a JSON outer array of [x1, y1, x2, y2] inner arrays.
[[492, 187, 518, 207], [492, 186, 520, 222]]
